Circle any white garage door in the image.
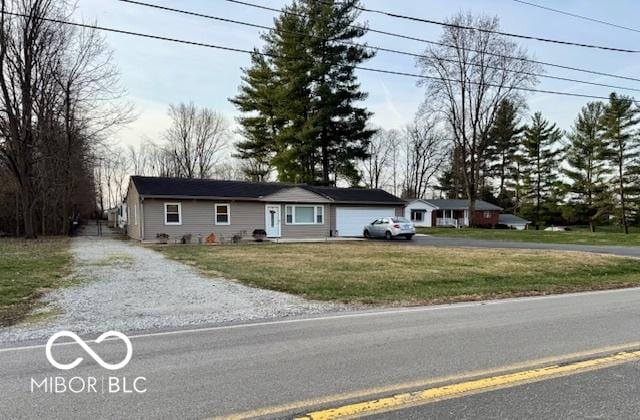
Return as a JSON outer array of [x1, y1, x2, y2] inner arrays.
[[335, 207, 396, 237]]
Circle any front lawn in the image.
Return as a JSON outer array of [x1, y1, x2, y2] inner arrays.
[[0, 238, 72, 326], [417, 227, 640, 247], [158, 243, 640, 304]]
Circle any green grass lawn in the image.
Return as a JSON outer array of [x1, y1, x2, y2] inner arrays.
[[0, 238, 72, 326], [416, 227, 640, 247], [158, 243, 640, 305]]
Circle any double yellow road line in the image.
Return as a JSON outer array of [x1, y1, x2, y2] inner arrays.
[[221, 342, 640, 420], [297, 349, 640, 419]]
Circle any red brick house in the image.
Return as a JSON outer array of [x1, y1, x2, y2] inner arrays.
[[405, 199, 503, 228]]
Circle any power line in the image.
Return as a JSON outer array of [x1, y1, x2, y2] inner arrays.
[[117, 0, 640, 93], [512, 0, 640, 34], [2, 10, 631, 104], [334, 0, 640, 53], [220, 0, 640, 84]]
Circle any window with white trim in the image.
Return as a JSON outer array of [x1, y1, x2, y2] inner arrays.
[[484, 211, 492, 219], [410, 210, 424, 222], [285, 205, 324, 225], [215, 204, 230, 225], [164, 202, 182, 225]]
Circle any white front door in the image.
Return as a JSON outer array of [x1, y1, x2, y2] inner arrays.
[[265, 204, 281, 238]]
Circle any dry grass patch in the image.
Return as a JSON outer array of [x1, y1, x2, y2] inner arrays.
[[158, 242, 640, 304], [0, 237, 72, 326]]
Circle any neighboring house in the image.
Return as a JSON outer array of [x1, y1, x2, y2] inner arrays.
[[498, 214, 531, 230], [404, 199, 503, 228], [126, 176, 405, 242]]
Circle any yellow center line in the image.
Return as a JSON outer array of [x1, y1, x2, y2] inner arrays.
[[296, 350, 640, 420], [214, 341, 640, 420]]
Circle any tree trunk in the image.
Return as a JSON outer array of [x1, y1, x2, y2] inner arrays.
[[619, 163, 628, 234], [21, 190, 36, 239]]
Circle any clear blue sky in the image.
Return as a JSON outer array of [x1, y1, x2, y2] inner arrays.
[[75, 0, 640, 147]]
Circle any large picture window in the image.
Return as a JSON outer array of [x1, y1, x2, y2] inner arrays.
[[215, 204, 230, 225], [164, 203, 181, 225], [285, 205, 324, 225]]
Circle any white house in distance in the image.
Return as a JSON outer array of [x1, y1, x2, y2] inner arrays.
[[498, 213, 531, 230], [405, 199, 503, 228]]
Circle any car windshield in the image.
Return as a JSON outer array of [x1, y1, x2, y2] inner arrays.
[[392, 217, 410, 223]]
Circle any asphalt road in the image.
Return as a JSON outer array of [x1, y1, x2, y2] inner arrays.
[[406, 235, 640, 257], [370, 361, 640, 419], [3, 287, 640, 419]]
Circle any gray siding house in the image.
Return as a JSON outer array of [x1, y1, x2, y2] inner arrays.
[[126, 176, 405, 242]]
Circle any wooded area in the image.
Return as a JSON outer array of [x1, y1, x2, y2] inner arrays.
[[0, 0, 130, 237]]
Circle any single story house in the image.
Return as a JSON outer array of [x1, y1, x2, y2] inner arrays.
[[404, 199, 503, 228], [126, 176, 405, 242], [498, 214, 531, 230]]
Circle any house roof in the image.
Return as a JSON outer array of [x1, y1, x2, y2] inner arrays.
[[412, 199, 503, 211], [130, 176, 404, 204], [498, 214, 531, 225]]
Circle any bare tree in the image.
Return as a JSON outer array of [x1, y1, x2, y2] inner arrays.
[[401, 117, 448, 198], [361, 128, 398, 189], [417, 12, 539, 222], [0, 0, 131, 236], [164, 102, 228, 179], [0, 0, 62, 237]]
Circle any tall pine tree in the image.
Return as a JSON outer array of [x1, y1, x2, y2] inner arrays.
[[230, 0, 375, 185], [522, 112, 563, 229], [230, 52, 283, 181], [601, 92, 640, 234], [486, 99, 524, 210], [563, 101, 610, 231]]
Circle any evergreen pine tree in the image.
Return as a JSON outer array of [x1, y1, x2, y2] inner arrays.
[[486, 99, 524, 210], [522, 112, 563, 229], [230, 0, 375, 185], [563, 101, 610, 231], [229, 52, 283, 181], [601, 92, 640, 234]]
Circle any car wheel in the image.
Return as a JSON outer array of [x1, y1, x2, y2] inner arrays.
[[405, 234, 414, 240], [385, 231, 392, 240], [364, 230, 370, 239]]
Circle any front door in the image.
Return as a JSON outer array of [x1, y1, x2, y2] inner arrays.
[[265, 204, 281, 238]]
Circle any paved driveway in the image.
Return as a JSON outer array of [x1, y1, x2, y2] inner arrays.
[[400, 235, 640, 258]]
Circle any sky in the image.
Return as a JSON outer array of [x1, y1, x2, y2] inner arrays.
[[74, 0, 640, 149]]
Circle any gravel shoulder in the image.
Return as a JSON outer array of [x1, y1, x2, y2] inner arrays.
[[0, 237, 345, 342]]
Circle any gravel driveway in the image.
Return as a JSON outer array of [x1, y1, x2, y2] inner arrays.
[[0, 237, 344, 342]]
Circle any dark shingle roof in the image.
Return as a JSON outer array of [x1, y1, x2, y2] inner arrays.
[[304, 185, 403, 204], [419, 199, 503, 211], [130, 176, 404, 204]]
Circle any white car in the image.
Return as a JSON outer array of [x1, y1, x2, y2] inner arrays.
[[544, 226, 568, 232], [363, 217, 416, 240]]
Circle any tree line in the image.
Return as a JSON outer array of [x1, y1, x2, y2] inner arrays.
[[0, 0, 131, 238]]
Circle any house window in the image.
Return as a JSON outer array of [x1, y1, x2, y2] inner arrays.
[[316, 206, 323, 224], [215, 204, 230, 225], [411, 210, 424, 222], [164, 203, 181, 225], [484, 211, 492, 219], [285, 205, 324, 225]]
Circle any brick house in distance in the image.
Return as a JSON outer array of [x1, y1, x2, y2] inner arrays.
[[404, 199, 502, 228]]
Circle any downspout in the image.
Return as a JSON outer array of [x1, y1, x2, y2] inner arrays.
[[140, 197, 145, 241]]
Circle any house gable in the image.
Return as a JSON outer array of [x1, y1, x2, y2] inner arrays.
[[261, 187, 331, 203]]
